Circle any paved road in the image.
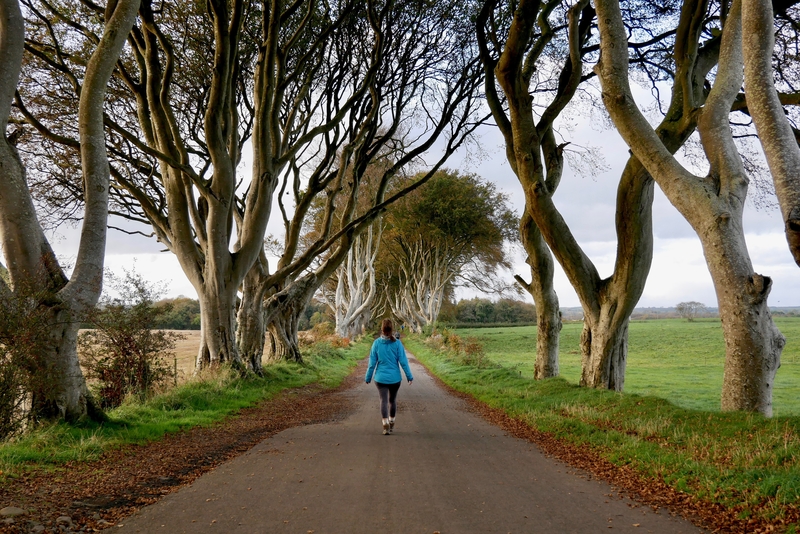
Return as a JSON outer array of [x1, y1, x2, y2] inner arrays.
[[117, 356, 702, 533]]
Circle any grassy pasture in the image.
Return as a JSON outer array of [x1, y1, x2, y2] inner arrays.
[[171, 330, 202, 378], [452, 317, 800, 416]]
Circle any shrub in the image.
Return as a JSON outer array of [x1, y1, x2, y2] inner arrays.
[[461, 337, 487, 367], [0, 287, 54, 439], [298, 321, 349, 349], [426, 330, 490, 368], [79, 269, 184, 409]]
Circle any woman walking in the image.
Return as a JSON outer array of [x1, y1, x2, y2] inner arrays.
[[365, 319, 413, 435]]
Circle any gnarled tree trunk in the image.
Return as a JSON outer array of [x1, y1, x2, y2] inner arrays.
[[29, 307, 100, 422], [264, 276, 319, 364], [195, 282, 241, 370], [579, 308, 628, 390], [594, 0, 785, 414], [329, 222, 381, 339], [515, 212, 560, 379], [265, 309, 304, 363], [704, 224, 783, 414], [0, 0, 140, 422], [235, 253, 270, 374]]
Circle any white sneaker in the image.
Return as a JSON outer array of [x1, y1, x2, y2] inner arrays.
[[382, 419, 390, 435], [389, 418, 395, 433]]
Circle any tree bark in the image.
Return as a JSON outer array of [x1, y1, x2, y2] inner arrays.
[[195, 280, 240, 370], [265, 310, 304, 363], [29, 308, 102, 422], [741, 0, 800, 266], [331, 222, 381, 340], [580, 306, 629, 390], [704, 225, 783, 414], [516, 212, 560, 379], [235, 252, 269, 374], [264, 277, 319, 364]]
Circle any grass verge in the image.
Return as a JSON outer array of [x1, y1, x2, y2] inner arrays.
[[453, 318, 800, 415], [0, 339, 367, 477], [405, 336, 800, 530]]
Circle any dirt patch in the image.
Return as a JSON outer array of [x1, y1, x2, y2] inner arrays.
[[0, 359, 366, 533]]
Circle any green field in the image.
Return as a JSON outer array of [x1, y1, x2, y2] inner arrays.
[[452, 317, 800, 416]]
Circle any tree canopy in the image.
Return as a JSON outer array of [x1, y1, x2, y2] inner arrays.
[[377, 169, 518, 332]]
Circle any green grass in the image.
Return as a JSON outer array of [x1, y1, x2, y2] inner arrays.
[[406, 335, 800, 525], [453, 317, 800, 416], [0, 340, 367, 477]]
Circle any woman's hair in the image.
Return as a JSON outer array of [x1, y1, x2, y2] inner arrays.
[[381, 319, 396, 342]]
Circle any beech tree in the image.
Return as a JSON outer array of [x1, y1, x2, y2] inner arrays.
[[239, 0, 486, 365], [595, 0, 785, 415], [324, 219, 383, 339], [17, 0, 485, 371], [377, 170, 517, 333], [0, 0, 140, 421], [16, 0, 386, 370], [319, 158, 392, 340], [477, 0, 699, 387]]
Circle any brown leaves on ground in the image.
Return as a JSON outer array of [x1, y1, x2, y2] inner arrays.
[[0, 362, 365, 533]]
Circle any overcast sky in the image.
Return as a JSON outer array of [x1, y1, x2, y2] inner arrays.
[[46, 95, 800, 309], [455, 117, 800, 308]]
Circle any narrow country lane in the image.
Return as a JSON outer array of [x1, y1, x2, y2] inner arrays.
[[116, 355, 702, 533]]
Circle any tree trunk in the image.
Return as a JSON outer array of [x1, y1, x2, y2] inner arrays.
[[263, 275, 321, 363], [265, 309, 303, 363], [575, 159, 657, 391], [702, 220, 784, 415], [579, 310, 628, 390], [516, 212, 560, 379], [30, 305, 101, 422], [534, 299, 561, 379], [236, 281, 267, 374], [594, 0, 785, 414], [0, 0, 139, 422], [195, 283, 241, 370], [235, 256, 270, 374], [332, 222, 380, 340]]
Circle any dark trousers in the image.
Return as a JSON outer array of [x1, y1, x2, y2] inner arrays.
[[375, 381, 401, 418]]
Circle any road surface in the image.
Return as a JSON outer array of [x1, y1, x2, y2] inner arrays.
[[117, 355, 701, 533]]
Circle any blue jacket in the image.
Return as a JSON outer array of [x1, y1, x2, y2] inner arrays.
[[365, 336, 413, 384]]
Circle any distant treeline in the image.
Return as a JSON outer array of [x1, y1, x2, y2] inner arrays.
[[440, 297, 538, 325], [152, 297, 201, 330], [95, 297, 331, 332], [132, 296, 800, 332]]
